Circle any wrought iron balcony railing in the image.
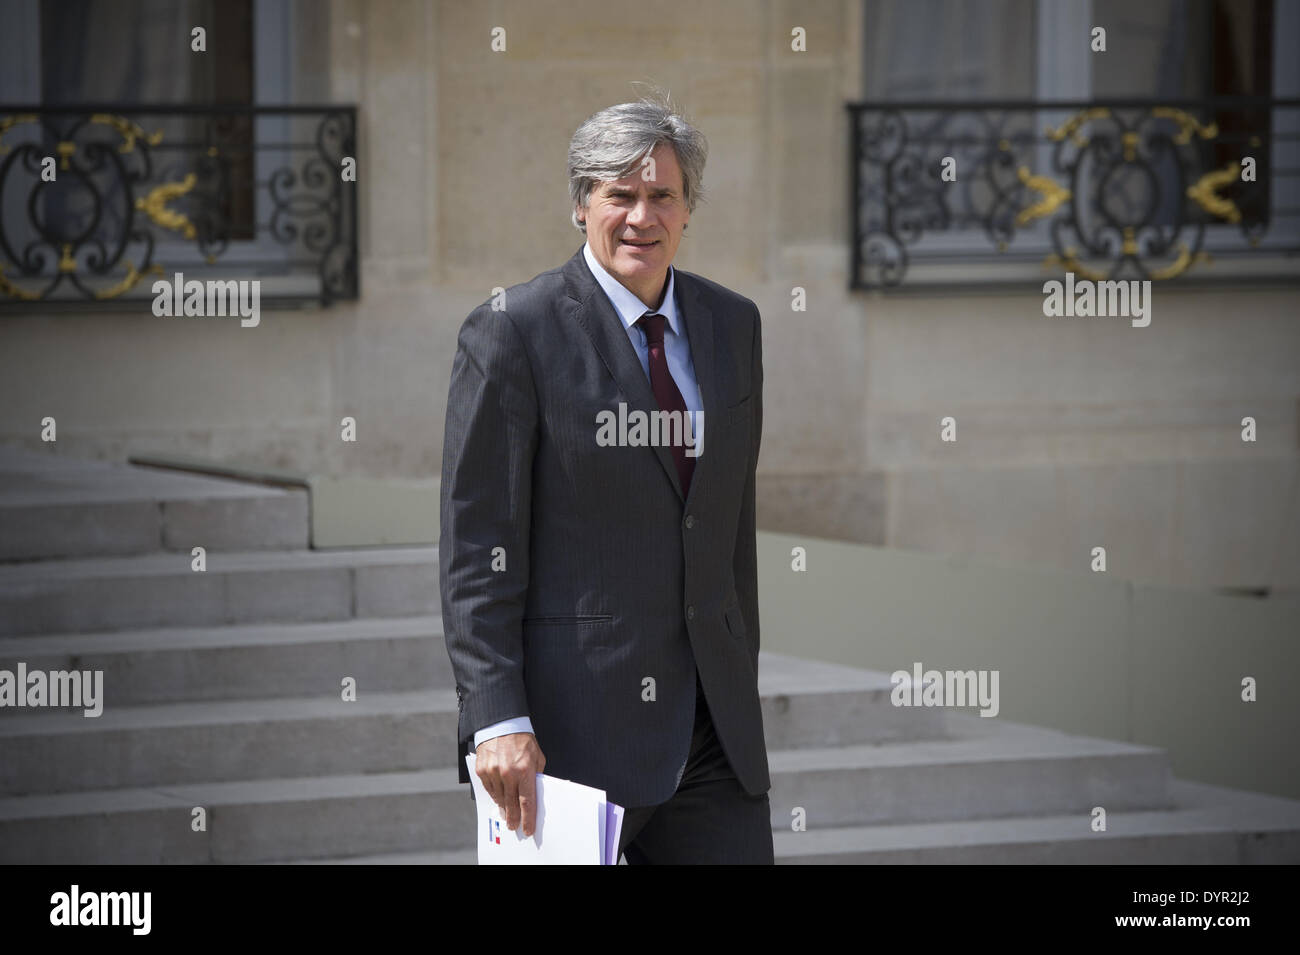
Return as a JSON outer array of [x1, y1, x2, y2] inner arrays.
[[847, 97, 1300, 290], [0, 105, 357, 308]]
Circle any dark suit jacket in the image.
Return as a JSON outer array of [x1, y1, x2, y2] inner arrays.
[[439, 244, 768, 808]]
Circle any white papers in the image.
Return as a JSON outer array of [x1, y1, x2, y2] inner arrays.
[[466, 754, 624, 865], [604, 802, 625, 866]]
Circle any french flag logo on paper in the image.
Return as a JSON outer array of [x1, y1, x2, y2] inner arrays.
[[491, 818, 502, 845]]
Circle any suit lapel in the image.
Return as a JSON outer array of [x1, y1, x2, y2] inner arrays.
[[562, 245, 719, 506]]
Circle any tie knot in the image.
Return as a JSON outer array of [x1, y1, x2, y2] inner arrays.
[[638, 312, 667, 346]]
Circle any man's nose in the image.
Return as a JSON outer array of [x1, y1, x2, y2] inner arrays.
[[626, 196, 652, 225]]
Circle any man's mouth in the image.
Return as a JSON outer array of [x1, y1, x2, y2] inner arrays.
[[620, 239, 659, 248]]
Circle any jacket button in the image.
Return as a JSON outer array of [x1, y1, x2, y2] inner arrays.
[[686, 605, 696, 620], [684, 515, 695, 529]]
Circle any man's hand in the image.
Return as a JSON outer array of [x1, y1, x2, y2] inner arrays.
[[474, 732, 546, 837]]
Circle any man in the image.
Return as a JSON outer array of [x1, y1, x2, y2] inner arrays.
[[439, 95, 771, 864]]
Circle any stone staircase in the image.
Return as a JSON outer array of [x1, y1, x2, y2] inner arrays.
[[2, 445, 1298, 864]]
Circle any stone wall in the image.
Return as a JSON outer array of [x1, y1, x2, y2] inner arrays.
[[1, 0, 1295, 591]]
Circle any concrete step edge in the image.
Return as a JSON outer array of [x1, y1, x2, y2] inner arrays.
[[0, 722, 1174, 817], [0, 615, 448, 655], [0, 546, 439, 582], [278, 796, 1300, 864], [0, 768, 464, 821], [0, 687, 1094, 755], [0, 688, 459, 734], [773, 806, 1300, 856]]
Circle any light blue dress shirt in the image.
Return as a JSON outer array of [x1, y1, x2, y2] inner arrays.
[[472, 242, 703, 749], [581, 240, 704, 432]]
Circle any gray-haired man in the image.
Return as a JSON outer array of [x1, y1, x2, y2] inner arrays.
[[440, 95, 772, 864]]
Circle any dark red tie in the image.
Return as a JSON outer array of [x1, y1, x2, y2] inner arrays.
[[636, 312, 694, 497]]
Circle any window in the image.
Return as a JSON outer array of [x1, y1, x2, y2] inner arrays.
[[0, 0, 353, 306], [851, 0, 1297, 288], [862, 0, 1037, 101], [39, 0, 256, 241]]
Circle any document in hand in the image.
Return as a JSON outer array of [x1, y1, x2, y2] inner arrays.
[[466, 754, 625, 865]]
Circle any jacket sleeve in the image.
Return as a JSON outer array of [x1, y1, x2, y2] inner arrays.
[[732, 302, 763, 671], [440, 303, 538, 781]]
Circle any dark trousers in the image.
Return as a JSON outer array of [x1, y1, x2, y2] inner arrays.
[[617, 672, 774, 865]]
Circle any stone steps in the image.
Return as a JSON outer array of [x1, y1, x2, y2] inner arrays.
[[0, 716, 1176, 863], [0, 768, 474, 864], [0, 623, 944, 742], [4, 447, 1298, 865], [770, 779, 1300, 864], [292, 781, 1300, 865], [0, 616, 455, 705], [766, 713, 1172, 827], [0, 653, 950, 794], [0, 546, 439, 636], [0, 446, 309, 561], [0, 690, 458, 795]]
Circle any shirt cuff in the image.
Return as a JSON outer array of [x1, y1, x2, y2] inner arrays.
[[473, 716, 535, 748]]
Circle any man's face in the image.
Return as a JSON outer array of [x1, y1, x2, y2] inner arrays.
[[578, 142, 690, 305]]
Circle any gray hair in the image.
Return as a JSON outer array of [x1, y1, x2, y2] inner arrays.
[[567, 92, 708, 232]]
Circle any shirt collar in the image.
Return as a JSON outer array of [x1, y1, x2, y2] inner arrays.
[[582, 241, 681, 337]]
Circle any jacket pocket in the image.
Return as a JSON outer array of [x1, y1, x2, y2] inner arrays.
[[723, 602, 748, 639], [522, 614, 614, 625], [725, 395, 752, 427]]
